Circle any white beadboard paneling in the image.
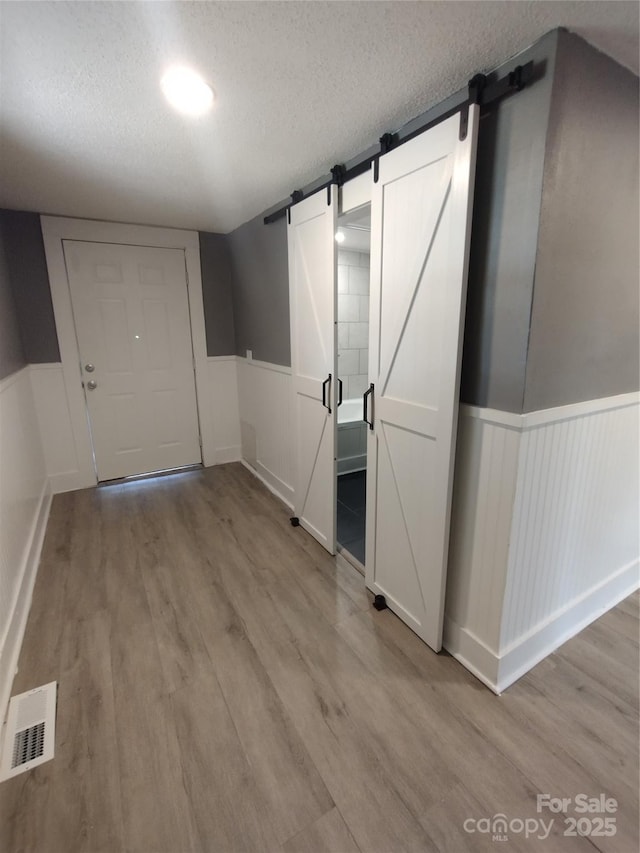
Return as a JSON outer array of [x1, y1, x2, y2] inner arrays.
[[205, 357, 241, 465], [445, 409, 521, 654], [445, 394, 640, 694], [461, 391, 638, 430], [0, 367, 51, 727], [29, 363, 79, 493], [236, 357, 294, 506], [497, 558, 639, 692], [501, 400, 640, 648], [30, 357, 242, 486]]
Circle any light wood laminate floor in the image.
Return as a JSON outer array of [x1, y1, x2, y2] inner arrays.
[[1, 463, 638, 853]]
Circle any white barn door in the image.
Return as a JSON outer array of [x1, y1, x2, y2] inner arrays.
[[288, 188, 338, 552], [64, 240, 202, 482], [365, 106, 479, 651]]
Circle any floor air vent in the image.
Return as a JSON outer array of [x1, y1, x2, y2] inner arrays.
[[0, 682, 57, 781]]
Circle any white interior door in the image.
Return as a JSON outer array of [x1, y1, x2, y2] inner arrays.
[[288, 187, 338, 552], [63, 240, 202, 481], [365, 106, 479, 651]]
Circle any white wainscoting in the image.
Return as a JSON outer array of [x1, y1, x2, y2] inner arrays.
[[30, 363, 82, 493], [236, 357, 294, 507], [0, 367, 51, 728], [30, 358, 242, 489], [204, 357, 241, 465], [445, 408, 522, 675], [445, 392, 639, 694]]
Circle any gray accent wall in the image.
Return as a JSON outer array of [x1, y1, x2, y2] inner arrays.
[[199, 231, 236, 357], [460, 31, 558, 412], [227, 212, 290, 366], [0, 214, 238, 366], [523, 32, 639, 411], [0, 214, 27, 380], [2, 210, 60, 363], [225, 29, 562, 393]]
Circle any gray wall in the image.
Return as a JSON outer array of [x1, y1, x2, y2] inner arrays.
[[0, 214, 27, 380], [226, 31, 561, 385], [227, 212, 290, 366], [199, 231, 236, 357], [460, 31, 558, 412], [0, 213, 237, 365], [523, 31, 640, 411], [1, 210, 60, 363]]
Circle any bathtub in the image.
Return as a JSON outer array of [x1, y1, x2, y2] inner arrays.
[[337, 398, 367, 474], [338, 397, 363, 425]]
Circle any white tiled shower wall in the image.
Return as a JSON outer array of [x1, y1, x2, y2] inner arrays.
[[337, 249, 370, 399]]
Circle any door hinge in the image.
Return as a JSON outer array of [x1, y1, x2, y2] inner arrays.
[[198, 434, 203, 448]]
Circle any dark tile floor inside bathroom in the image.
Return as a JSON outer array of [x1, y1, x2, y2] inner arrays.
[[337, 470, 366, 564]]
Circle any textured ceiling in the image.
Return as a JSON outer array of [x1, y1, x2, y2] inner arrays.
[[0, 1, 638, 234]]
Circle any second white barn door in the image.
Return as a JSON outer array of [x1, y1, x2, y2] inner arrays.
[[63, 240, 202, 482], [365, 106, 479, 651], [288, 187, 338, 553]]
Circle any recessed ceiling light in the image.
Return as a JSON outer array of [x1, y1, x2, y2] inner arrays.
[[335, 231, 345, 244], [160, 66, 214, 116]]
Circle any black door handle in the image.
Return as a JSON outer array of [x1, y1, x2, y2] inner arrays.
[[363, 383, 374, 430], [322, 374, 332, 414], [337, 378, 343, 407]]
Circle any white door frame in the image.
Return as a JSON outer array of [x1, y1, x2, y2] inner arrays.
[[41, 216, 215, 490]]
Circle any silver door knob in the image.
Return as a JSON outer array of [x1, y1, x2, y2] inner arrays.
[[84, 363, 95, 372], [86, 379, 97, 390]]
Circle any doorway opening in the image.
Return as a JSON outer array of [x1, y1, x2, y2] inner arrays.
[[336, 205, 371, 567]]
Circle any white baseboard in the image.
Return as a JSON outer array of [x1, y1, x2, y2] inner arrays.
[[0, 482, 52, 730], [443, 618, 501, 693], [496, 558, 639, 692], [240, 459, 294, 510], [445, 558, 640, 694], [214, 445, 242, 465], [446, 392, 639, 692], [48, 470, 95, 494]]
